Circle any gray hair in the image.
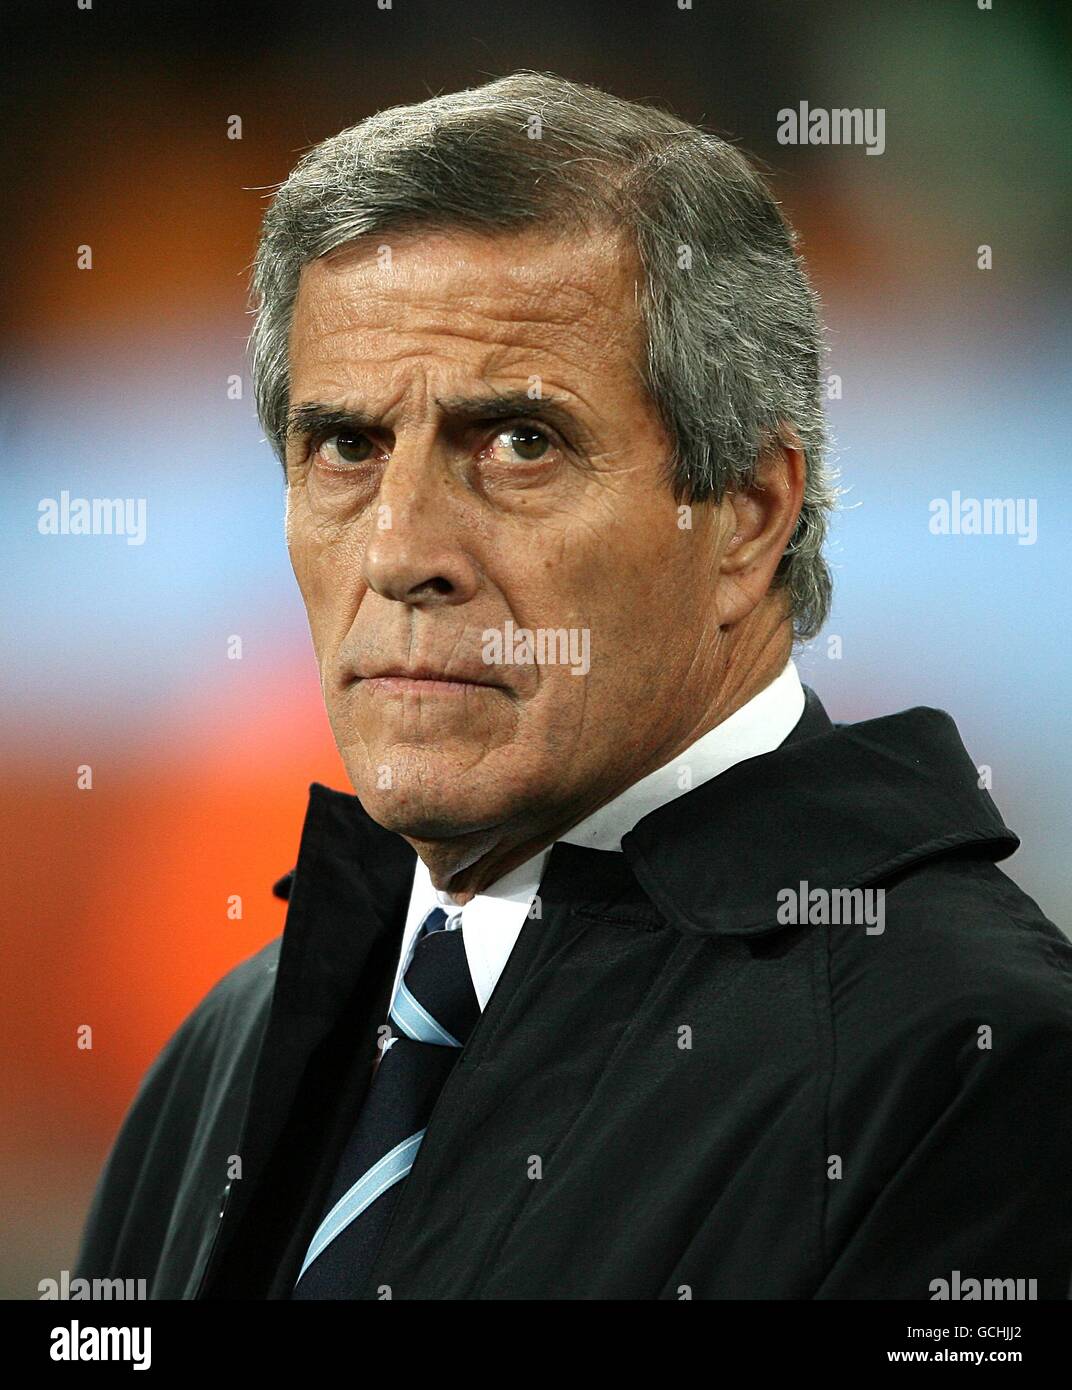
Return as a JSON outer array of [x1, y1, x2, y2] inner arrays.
[[249, 70, 837, 640]]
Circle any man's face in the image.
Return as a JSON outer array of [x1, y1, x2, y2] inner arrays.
[[285, 226, 731, 845]]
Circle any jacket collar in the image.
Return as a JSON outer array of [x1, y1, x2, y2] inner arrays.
[[273, 685, 1018, 942], [622, 685, 1018, 934]]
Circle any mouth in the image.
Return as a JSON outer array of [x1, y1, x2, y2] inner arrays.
[[354, 666, 508, 697]]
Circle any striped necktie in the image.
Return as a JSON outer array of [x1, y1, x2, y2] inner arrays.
[[292, 905, 479, 1298]]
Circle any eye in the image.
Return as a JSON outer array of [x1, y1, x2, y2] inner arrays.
[[315, 431, 377, 469], [489, 424, 553, 464]]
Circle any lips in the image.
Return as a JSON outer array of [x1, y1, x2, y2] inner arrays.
[[349, 662, 512, 700], [357, 664, 502, 687]]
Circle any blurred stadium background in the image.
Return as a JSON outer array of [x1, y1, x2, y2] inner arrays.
[[2, 0, 1069, 1297]]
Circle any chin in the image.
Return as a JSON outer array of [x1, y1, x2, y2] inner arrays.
[[343, 744, 526, 841]]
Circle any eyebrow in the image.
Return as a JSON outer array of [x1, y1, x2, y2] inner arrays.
[[285, 390, 595, 450]]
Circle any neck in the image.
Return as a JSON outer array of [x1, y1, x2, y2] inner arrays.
[[406, 608, 793, 903]]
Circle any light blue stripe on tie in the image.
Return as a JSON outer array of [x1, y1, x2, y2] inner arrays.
[[296, 1130, 426, 1283], [389, 979, 461, 1047]]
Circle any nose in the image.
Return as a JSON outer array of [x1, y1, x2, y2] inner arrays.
[[361, 450, 481, 607]]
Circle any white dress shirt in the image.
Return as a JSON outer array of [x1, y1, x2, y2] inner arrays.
[[387, 658, 805, 1015]]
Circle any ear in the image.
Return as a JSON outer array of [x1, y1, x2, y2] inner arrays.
[[715, 427, 806, 627]]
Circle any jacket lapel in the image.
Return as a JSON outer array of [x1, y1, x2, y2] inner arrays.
[[199, 784, 415, 1296]]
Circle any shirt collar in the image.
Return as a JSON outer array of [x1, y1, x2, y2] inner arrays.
[[559, 658, 804, 852]]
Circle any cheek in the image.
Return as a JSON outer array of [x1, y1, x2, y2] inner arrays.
[[287, 506, 366, 633], [286, 535, 325, 638], [287, 551, 351, 694]]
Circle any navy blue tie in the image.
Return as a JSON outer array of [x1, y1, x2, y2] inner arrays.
[[292, 906, 480, 1297]]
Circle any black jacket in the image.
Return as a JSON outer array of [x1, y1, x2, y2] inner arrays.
[[75, 687, 1072, 1298]]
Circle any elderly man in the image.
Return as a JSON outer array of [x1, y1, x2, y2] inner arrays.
[[77, 72, 1070, 1301]]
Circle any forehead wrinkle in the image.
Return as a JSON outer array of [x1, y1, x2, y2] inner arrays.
[[296, 236, 640, 341], [297, 291, 629, 360], [292, 307, 633, 397], [471, 346, 628, 426]]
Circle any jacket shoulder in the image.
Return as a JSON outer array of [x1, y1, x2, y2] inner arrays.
[[849, 851, 1069, 1018], [826, 850, 1072, 1071], [75, 938, 282, 1286], [180, 937, 282, 1046], [136, 936, 282, 1090]]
